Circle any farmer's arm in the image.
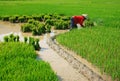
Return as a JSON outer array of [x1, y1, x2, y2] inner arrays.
[[77, 16, 84, 27]]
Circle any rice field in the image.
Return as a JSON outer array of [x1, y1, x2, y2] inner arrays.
[[0, 0, 120, 27], [56, 27, 120, 80], [0, 42, 58, 81], [0, 0, 120, 81]]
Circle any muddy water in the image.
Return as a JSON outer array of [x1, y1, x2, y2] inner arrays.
[[0, 21, 23, 41], [0, 21, 43, 41], [0, 21, 21, 34], [0, 21, 68, 42]]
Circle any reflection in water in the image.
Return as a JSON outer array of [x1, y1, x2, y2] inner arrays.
[[36, 56, 42, 61], [40, 47, 48, 52]]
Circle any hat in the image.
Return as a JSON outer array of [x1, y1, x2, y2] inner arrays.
[[82, 14, 88, 19]]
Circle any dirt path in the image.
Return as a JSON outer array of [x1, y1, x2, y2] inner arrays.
[[38, 37, 89, 81]]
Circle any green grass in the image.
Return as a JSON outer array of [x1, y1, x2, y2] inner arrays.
[[56, 27, 120, 80], [0, 42, 58, 81]]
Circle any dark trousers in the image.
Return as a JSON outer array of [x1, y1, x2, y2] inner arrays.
[[70, 17, 76, 29]]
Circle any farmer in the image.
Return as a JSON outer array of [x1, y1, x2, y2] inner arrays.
[[70, 14, 88, 29]]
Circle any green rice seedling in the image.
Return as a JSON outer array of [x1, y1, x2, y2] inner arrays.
[[39, 14, 45, 21], [61, 16, 70, 21], [14, 15, 19, 21], [26, 15, 33, 21], [45, 24, 51, 33], [47, 13, 55, 19], [3, 36, 9, 42], [16, 35, 19, 42], [34, 38, 40, 50], [45, 19, 54, 26], [38, 23, 46, 34], [54, 21, 62, 29], [28, 37, 40, 50], [22, 19, 46, 35], [13, 36, 16, 42], [32, 28, 38, 35], [62, 21, 69, 29], [3, 34, 19, 42], [54, 20, 69, 29], [32, 22, 46, 35], [44, 15, 51, 21], [8, 34, 15, 42], [8, 15, 20, 23], [29, 37, 35, 46], [32, 20, 39, 26], [21, 23, 34, 32], [0, 42, 58, 81], [28, 19, 35, 24], [9, 16, 16, 23], [45, 19, 51, 25], [84, 19, 94, 27], [2, 15, 9, 21], [52, 13, 61, 19], [32, 15, 42, 21], [9, 33, 14, 38], [18, 16, 26, 23], [24, 37, 28, 43], [56, 15, 62, 20]]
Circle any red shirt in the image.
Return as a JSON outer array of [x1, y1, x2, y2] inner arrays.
[[73, 16, 85, 26]]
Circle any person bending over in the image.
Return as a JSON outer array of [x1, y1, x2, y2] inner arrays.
[[70, 14, 88, 29]]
